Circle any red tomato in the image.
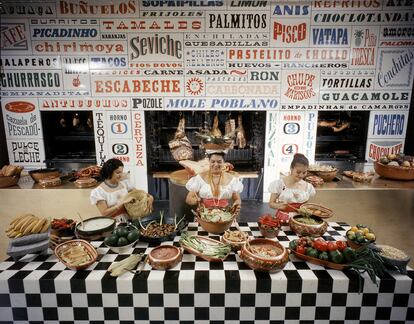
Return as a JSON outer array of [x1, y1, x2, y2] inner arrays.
[[296, 246, 306, 254], [313, 240, 328, 252], [327, 241, 338, 252], [336, 241, 347, 252]]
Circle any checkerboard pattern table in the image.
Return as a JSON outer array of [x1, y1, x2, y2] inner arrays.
[[0, 221, 413, 323]]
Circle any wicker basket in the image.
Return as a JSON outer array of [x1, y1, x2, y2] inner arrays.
[[374, 161, 414, 180], [124, 189, 151, 219], [29, 169, 60, 182], [0, 175, 20, 188]]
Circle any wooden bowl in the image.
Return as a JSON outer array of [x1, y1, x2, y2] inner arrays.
[[374, 161, 414, 180], [75, 216, 116, 241], [54, 239, 98, 270], [257, 223, 280, 238], [238, 238, 289, 272], [148, 245, 182, 270], [29, 168, 60, 182], [196, 214, 235, 234], [221, 230, 249, 251], [309, 169, 338, 182], [289, 215, 328, 236], [0, 175, 20, 188]]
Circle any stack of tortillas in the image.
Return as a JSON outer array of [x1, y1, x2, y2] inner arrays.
[[124, 189, 150, 219]]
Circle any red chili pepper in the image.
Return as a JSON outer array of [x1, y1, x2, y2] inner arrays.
[[296, 245, 306, 254], [336, 241, 347, 252], [327, 241, 338, 252], [313, 239, 328, 252]]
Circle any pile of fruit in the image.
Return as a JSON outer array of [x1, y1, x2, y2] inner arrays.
[[104, 225, 140, 247], [346, 224, 375, 245], [378, 153, 414, 167], [289, 236, 355, 264], [5, 214, 50, 238]]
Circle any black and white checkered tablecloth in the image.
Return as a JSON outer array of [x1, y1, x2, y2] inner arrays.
[[0, 221, 413, 323]]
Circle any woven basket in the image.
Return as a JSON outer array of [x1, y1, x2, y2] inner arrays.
[[124, 189, 151, 220], [0, 175, 20, 188]]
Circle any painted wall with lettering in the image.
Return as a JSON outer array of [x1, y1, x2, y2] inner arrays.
[[1, 0, 413, 194]]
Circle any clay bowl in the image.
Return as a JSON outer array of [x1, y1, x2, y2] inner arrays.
[[194, 207, 237, 234], [0, 175, 20, 188], [148, 245, 182, 270], [309, 169, 338, 182], [221, 230, 249, 251], [374, 161, 414, 180], [257, 223, 280, 238], [75, 216, 116, 241], [238, 238, 289, 272], [29, 168, 60, 183], [289, 215, 328, 237]]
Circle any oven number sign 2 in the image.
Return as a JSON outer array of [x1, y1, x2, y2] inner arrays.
[[282, 144, 298, 155]]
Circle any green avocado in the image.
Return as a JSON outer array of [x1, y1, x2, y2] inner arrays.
[[117, 236, 129, 246], [127, 229, 140, 243], [114, 226, 129, 238], [104, 235, 118, 247]]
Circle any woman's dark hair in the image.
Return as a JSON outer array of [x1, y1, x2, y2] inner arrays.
[[100, 158, 124, 179], [207, 151, 226, 160], [290, 153, 309, 169]]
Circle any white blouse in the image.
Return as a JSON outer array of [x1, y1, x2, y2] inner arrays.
[[90, 179, 134, 221], [185, 174, 244, 199], [268, 178, 315, 203]]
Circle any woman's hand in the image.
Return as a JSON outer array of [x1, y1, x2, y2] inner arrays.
[[231, 201, 241, 216], [120, 196, 135, 205], [146, 194, 154, 213]]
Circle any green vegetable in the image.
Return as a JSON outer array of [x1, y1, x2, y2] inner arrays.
[[343, 247, 356, 262], [318, 251, 329, 261], [179, 233, 231, 259], [329, 250, 344, 263], [289, 240, 298, 251], [117, 237, 129, 246], [127, 230, 140, 243], [306, 247, 319, 258], [104, 235, 118, 246], [114, 226, 129, 238]]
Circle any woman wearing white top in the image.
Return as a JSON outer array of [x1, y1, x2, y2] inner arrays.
[[90, 158, 153, 223], [268, 153, 316, 223], [185, 151, 243, 215]]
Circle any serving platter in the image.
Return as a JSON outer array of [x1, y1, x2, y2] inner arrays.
[[290, 249, 348, 270], [180, 235, 230, 262]]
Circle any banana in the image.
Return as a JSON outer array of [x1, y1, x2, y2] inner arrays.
[[7, 230, 19, 238], [22, 218, 40, 236], [19, 215, 38, 233], [9, 214, 29, 227], [14, 232, 23, 238], [14, 214, 35, 231], [32, 218, 46, 234], [40, 219, 50, 233]]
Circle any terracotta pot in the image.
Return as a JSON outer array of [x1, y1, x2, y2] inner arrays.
[[258, 223, 280, 238], [221, 231, 248, 251], [196, 214, 235, 234], [148, 245, 182, 270], [374, 161, 414, 180], [238, 238, 289, 272], [289, 215, 327, 236]]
